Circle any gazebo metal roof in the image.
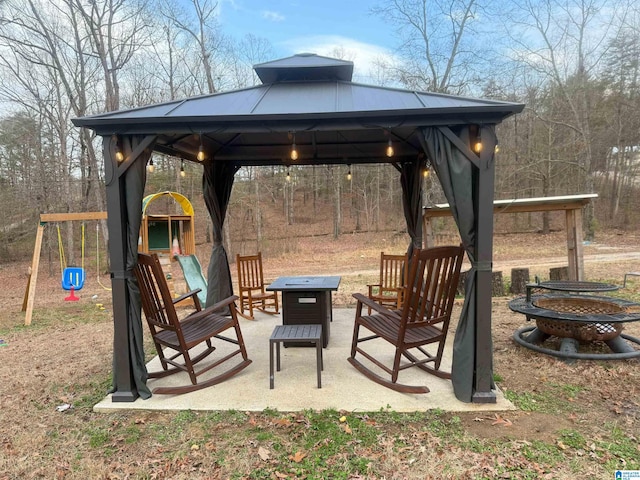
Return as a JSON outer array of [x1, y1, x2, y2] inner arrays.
[[74, 53, 523, 166]]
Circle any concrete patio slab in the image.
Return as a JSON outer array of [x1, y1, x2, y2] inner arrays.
[[94, 308, 514, 413]]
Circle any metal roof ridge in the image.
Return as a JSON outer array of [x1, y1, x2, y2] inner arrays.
[[250, 83, 273, 114], [83, 84, 269, 119]]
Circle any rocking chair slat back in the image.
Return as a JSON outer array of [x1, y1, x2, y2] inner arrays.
[[136, 254, 178, 331], [238, 253, 263, 289], [404, 249, 462, 327]]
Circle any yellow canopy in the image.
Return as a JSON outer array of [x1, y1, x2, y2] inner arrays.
[[142, 191, 194, 216]]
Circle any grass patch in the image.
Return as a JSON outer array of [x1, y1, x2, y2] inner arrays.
[[504, 381, 585, 414], [599, 424, 640, 471]]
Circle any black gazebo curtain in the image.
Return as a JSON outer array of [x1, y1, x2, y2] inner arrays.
[[203, 161, 240, 309], [109, 135, 155, 400], [421, 125, 493, 403], [399, 159, 424, 261]]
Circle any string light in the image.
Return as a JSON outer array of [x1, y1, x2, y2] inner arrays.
[[347, 164, 352, 181], [180, 160, 186, 177], [113, 135, 124, 162], [147, 157, 155, 173], [286, 168, 291, 182], [474, 127, 482, 153], [386, 138, 394, 157], [290, 132, 298, 161], [423, 168, 429, 178], [197, 134, 205, 161]]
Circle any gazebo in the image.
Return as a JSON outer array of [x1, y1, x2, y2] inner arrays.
[[72, 53, 524, 404]]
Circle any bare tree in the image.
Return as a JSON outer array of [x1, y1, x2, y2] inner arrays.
[[73, 0, 151, 112], [372, 0, 485, 93], [507, 0, 626, 238], [160, 0, 222, 94]]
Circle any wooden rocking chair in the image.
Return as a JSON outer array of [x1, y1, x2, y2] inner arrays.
[[134, 252, 251, 395], [367, 252, 409, 314], [348, 245, 465, 393], [236, 252, 279, 320]]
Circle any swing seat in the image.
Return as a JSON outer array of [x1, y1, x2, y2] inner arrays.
[[62, 267, 85, 291]]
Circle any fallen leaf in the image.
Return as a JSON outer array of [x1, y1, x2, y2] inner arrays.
[[289, 451, 307, 463], [190, 444, 199, 451], [257, 446, 270, 461], [343, 423, 352, 434], [490, 413, 513, 427], [557, 441, 568, 450], [339, 416, 347, 423], [275, 472, 288, 479], [274, 418, 292, 427]]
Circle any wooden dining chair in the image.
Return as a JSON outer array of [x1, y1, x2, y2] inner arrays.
[[349, 245, 465, 393], [236, 252, 279, 320], [134, 252, 251, 395], [367, 252, 408, 313]]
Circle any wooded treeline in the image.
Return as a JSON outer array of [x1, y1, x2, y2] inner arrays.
[[0, 0, 639, 262]]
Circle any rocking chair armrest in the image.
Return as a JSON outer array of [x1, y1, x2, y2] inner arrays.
[[367, 283, 381, 293], [182, 295, 240, 322], [172, 288, 202, 306], [353, 293, 402, 319], [199, 294, 239, 314], [241, 285, 265, 293]]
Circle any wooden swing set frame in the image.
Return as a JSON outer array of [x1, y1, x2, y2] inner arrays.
[[22, 212, 108, 326]]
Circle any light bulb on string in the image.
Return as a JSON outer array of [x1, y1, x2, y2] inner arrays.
[[347, 164, 352, 181], [197, 134, 205, 161], [180, 160, 186, 178], [474, 127, 482, 153], [290, 132, 298, 161], [147, 157, 155, 173], [113, 135, 124, 162], [386, 138, 394, 157]]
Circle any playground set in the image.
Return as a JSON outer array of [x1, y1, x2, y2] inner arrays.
[[23, 192, 206, 325]]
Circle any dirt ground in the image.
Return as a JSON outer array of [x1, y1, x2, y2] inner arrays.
[[1, 229, 639, 478]]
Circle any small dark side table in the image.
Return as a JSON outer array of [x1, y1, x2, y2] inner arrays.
[[269, 324, 323, 389]]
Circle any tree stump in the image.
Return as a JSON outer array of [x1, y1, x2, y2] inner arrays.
[[492, 271, 504, 297], [510, 268, 530, 294], [457, 270, 504, 296], [550, 266, 569, 281]]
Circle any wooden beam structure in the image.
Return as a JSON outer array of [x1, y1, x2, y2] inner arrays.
[[22, 212, 108, 326], [423, 194, 597, 281]]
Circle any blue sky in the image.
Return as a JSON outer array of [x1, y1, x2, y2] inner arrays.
[[218, 0, 398, 80]]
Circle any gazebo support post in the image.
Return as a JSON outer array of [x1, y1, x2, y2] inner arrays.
[[472, 126, 497, 403], [566, 208, 584, 281], [103, 134, 156, 403], [104, 135, 138, 402]]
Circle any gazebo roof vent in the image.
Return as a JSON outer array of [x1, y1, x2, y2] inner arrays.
[[253, 53, 354, 84]]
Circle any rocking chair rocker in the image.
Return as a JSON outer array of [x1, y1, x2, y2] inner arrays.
[[348, 245, 464, 393], [134, 252, 252, 395]]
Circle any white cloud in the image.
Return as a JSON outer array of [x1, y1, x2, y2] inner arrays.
[[261, 10, 285, 22], [279, 35, 399, 84]]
